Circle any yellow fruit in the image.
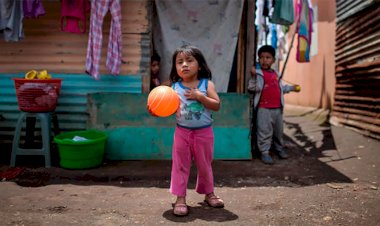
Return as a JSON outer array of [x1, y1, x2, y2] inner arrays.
[[37, 74, 46, 79], [37, 70, 52, 79], [39, 70, 48, 76], [37, 70, 47, 79], [25, 70, 38, 79]]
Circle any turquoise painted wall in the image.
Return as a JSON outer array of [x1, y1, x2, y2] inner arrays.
[[88, 93, 251, 160]]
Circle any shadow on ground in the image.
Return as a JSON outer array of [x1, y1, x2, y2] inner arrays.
[[162, 202, 239, 223], [0, 112, 353, 188]]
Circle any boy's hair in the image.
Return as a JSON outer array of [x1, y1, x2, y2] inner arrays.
[[151, 51, 161, 62], [258, 45, 276, 58], [169, 45, 212, 83]]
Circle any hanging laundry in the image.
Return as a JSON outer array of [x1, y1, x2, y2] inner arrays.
[[255, 0, 266, 47], [276, 25, 288, 61], [255, 0, 272, 48], [270, 24, 277, 49], [269, 0, 294, 26], [0, 0, 24, 42], [23, 0, 45, 18], [262, 0, 270, 17], [295, 0, 313, 62], [86, 0, 122, 80], [61, 0, 90, 34]]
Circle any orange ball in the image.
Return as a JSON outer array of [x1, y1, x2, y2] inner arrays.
[[147, 86, 180, 117]]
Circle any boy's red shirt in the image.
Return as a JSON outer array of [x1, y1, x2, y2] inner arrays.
[[258, 69, 281, 108]]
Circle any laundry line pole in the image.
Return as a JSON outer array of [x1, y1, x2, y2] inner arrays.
[[280, 24, 297, 80]]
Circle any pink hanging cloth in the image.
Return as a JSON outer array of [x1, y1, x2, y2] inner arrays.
[[85, 0, 122, 80], [60, 0, 90, 34], [23, 0, 45, 18]]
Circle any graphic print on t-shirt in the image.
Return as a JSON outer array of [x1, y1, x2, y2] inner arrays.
[[183, 102, 204, 120]]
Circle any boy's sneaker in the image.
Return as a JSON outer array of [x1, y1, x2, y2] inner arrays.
[[261, 154, 274, 164], [277, 150, 289, 159]]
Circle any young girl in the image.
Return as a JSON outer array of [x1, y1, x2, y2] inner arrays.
[[169, 45, 224, 216]]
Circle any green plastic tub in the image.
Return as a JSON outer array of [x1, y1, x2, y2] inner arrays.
[[54, 130, 107, 169]]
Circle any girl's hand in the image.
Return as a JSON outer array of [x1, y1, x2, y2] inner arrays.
[[184, 88, 202, 100]]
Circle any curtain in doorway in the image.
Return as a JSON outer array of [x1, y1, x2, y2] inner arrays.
[[153, 0, 244, 92]]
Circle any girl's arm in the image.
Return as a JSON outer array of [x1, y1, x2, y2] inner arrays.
[[203, 80, 220, 111], [185, 80, 220, 111]]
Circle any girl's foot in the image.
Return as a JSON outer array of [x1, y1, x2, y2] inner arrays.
[[173, 197, 188, 216], [204, 193, 224, 208]]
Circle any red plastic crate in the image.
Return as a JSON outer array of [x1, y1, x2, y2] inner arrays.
[[13, 78, 62, 112]]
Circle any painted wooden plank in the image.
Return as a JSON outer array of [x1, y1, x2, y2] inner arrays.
[[88, 93, 250, 128], [88, 92, 251, 160], [104, 127, 250, 160]]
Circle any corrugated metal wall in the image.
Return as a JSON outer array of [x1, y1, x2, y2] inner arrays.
[[0, 73, 141, 143], [0, 0, 151, 144], [0, 0, 151, 76], [331, 0, 380, 139]]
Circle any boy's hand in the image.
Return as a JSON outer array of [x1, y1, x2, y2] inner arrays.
[[250, 66, 256, 77], [293, 85, 301, 92]]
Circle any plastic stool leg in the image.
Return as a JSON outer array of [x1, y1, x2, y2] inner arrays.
[[38, 113, 51, 168], [11, 112, 26, 167], [52, 112, 61, 135]]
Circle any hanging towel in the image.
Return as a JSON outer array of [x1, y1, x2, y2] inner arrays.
[[85, 0, 122, 80], [0, 0, 24, 42], [23, 0, 45, 18], [296, 0, 313, 62], [269, 0, 294, 26], [60, 0, 90, 34]]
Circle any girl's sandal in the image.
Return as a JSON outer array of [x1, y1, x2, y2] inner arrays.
[[173, 203, 189, 216], [204, 194, 225, 208]]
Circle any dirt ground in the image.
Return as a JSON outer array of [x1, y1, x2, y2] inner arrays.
[[0, 105, 379, 226]]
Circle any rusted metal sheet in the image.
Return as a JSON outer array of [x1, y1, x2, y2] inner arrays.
[[336, 0, 377, 23], [332, 1, 380, 139], [0, 0, 151, 76]]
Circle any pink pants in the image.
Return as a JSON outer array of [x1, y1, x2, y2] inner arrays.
[[170, 126, 215, 197]]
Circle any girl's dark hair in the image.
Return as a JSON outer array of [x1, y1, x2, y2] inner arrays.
[[258, 45, 276, 58], [169, 45, 212, 83]]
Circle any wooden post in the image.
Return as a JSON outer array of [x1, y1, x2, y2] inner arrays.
[[245, 0, 256, 93]]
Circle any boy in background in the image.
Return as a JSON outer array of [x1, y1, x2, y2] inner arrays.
[[248, 45, 300, 164]]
